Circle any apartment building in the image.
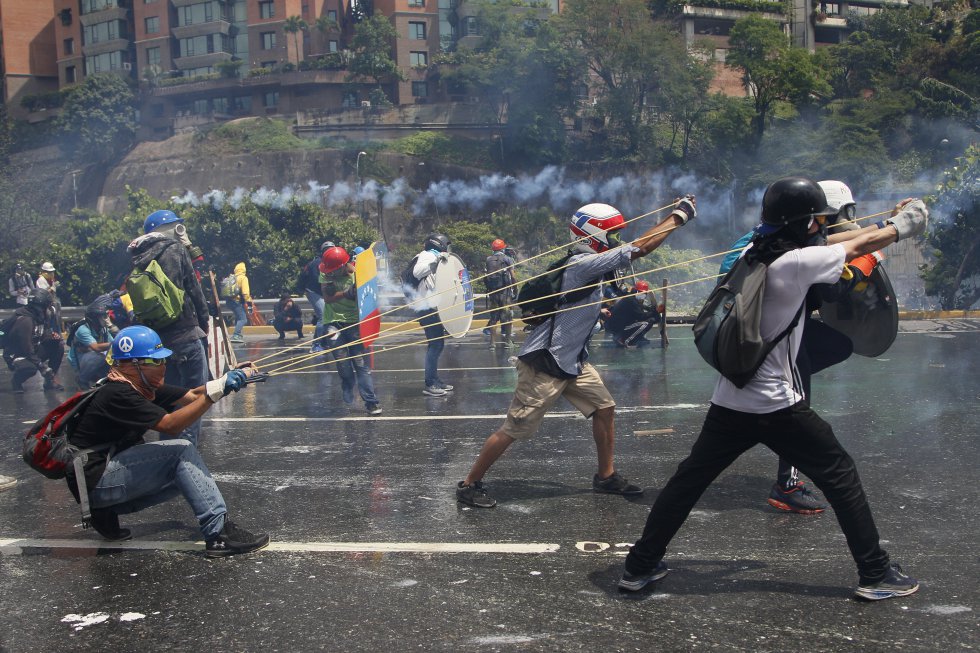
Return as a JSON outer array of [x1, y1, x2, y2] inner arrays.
[[0, 0, 58, 119]]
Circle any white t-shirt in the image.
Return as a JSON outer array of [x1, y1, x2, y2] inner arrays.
[[710, 243, 846, 414], [412, 249, 441, 310]]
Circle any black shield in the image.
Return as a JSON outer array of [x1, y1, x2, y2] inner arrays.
[[818, 266, 899, 357]]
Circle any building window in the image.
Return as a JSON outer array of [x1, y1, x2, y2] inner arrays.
[[409, 22, 426, 40], [84, 20, 125, 45], [342, 91, 358, 108], [412, 81, 428, 97], [81, 0, 121, 14], [145, 0, 158, 3], [146, 46, 161, 67], [327, 10, 338, 22], [179, 2, 217, 26], [213, 97, 229, 114], [410, 51, 427, 67], [408, 0, 424, 6], [179, 34, 229, 57], [261, 31, 276, 50], [328, 40, 339, 53], [64, 38, 75, 55], [260, 60, 276, 68], [259, 1, 274, 19], [462, 16, 478, 37], [264, 91, 279, 107], [66, 66, 77, 83], [85, 50, 123, 74], [233, 95, 252, 111], [59, 9, 73, 26], [145, 16, 159, 34]]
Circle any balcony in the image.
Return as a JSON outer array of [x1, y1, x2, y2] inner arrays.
[[173, 51, 233, 70], [681, 1, 785, 18], [172, 0, 215, 7], [82, 38, 130, 57], [149, 69, 348, 97], [172, 19, 232, 40], [79, 6, 128, 27]]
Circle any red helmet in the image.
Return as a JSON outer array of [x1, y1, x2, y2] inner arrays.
[[491, 238, 506, 251], [319, 246, 350, 274], [634, 280, 650, 292], [570, 203, 626, 253]]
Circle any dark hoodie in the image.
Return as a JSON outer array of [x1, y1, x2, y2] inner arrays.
[[3, 306, 47, 367], [128, 233, 209, 346]]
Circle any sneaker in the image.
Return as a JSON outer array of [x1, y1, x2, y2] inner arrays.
[[366, 402, 383, 416], [229, 335, 245, 343], [310, 343, 324, 353], [423, 385, 447, 397], [854, 563, 919, 601], [618, 561, 669, 592], [43, 378, 65, 391], [277, 334, 286, 342], [482, 328, 491, 337], [435, 381, 454, 392], [767, 482, 828, 514], [456, 481, 496, 508], [88, 508, 132, 542], [205, 519, 270, 558], [593, 471, 644, 496], [11, 383, 24, 394]]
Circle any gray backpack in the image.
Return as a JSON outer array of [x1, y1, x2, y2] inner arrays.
[[692, 256, 803, 388]]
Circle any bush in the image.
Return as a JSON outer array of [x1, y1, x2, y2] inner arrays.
[[389, 132, 495, 168], [208, 117, 306, 153]]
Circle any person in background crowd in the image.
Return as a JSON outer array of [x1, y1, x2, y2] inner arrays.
[[226, 262, 252, 343], [411, 233, 455, 397], [7, 263, 34, 306], [273, 292, 304, 341], [604, 280, 661, 348], [127, 210, 210, 446], [483, 238, 517, 349], [3, 288, 65, 393], [67, 325, 269, 556], [67, 300, 112, 389], [35, 261, 62, 332]]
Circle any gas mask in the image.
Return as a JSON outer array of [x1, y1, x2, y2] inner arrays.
[[157, 222, 203, 260], [639, 293, 654, 311]]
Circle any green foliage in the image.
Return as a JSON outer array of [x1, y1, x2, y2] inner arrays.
[[207, 117, 307, 153], [922, 145, 980, 309], [55, 73, 137, 163], [348, 14, 405, 87], [20, 89, 66, 112], [389, 132, 495, 168], [435, 221, 497, 293], [157, 72, 221, 87], [216, 59, 243, 79], [667, 0, 785, 13]]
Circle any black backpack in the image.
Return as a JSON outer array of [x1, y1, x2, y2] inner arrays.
[[400, 254, 423, 296], [692, 255, 803, 388], [64, 318, 87, 349], [517, 254, 596, 327], [0, 313, 18, 351], [295, 258, 320, 294], [485, 254, 512, 292]]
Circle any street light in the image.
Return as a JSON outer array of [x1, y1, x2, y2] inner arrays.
[[356, 151, 367, 221], [70, 169, 83, 210]]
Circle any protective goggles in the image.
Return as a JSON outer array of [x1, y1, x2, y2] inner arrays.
[[134, 358, 166, 367], [807, 215, 828, 229], [839, 204, 857, 220]]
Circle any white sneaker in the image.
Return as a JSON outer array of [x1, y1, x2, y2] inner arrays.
[[423, 385, 447, 397]]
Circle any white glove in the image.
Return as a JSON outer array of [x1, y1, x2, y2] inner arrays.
[[205, 369, 248, 403], [885, 199, 928, 241], [670, 195, 697, 225]]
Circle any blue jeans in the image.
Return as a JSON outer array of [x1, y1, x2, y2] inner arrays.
[[329, 324, 378, 405], [77, 350, 110, 388], [89, 439, 227, 540], [304, 289, 324, 325], [417, 310, 446, 387], [163, 338, 208, 446], [226, 299, 247, 337]]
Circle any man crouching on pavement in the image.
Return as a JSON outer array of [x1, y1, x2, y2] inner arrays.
[[455, 197, 696, 508], [67, 325, 269, 556]]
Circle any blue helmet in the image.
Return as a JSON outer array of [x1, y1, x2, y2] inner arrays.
[[352, 246, 365, 258], [143, 210, 182, 234], [110, 326, 173, 362]]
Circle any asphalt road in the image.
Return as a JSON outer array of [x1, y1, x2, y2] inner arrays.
[[1, 320, 978, 652]]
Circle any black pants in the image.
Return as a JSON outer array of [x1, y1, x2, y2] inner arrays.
[[776, 317, 853, 488], [626, 401, 890, 584], [485, 290, 513, 337], [11, 339, 64, 386]]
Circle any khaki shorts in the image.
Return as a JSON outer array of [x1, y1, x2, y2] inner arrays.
[[500, 360, 616, 440]]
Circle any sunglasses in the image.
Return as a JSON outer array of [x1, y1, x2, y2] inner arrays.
[[134, 358, 166, 367]]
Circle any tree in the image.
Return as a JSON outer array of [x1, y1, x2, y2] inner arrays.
[[55, 73, 137, 163], [922, 144, 980, 309], [314, 14, 340, 54], [661, 42, 716, 162], [284, 15, 308, 63], [347, 14, 404, 94], [727, 15, 830, 149]]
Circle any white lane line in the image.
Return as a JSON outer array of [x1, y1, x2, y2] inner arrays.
[[204, 405, 703, 423], [0, 538, 559, 555], [285, 366, 516, 375]]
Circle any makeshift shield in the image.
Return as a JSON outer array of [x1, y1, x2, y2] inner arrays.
[[355, 243, 381, 347], [818, 265, 899, 357], [434, 253, 474, 338]]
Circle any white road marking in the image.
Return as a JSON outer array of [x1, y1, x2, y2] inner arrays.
[[0, 538, 560, 555]]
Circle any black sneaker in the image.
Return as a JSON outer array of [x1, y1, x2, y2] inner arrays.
[[88, 508, 132, 542], [456, 481, 496, 508], [205, 519, 270, 557], [767, 482, 828, 514], [366, 402, 383, 416], [11, 382, 24, 394], [593, 471, 643, 496], [855, 563, 919, 601], [43, 379, 65, 391], [618, 561, 669, 592]]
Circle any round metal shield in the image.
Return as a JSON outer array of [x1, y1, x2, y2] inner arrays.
[[434, 253, 474, 338]]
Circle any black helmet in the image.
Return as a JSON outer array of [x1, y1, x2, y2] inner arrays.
[[424, 233, 451, 253], [761, 177, 837, 228], [27, 287, 53, 312]]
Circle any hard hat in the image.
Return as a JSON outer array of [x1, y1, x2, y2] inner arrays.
[[319, 246, 350, 274], [818, 180, 857, 221], [634, 280, 650, 292], [760, 177, 835, 231], [491, 238, 506, 251], [424, 233, 451, 253], [110, 325, 173, 362], [319, 240, 335, 254], [570, 204, 626, 253], [40, 261, 56, 272], [143, 209, 183, 234], [352, 246, 365, 257]]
